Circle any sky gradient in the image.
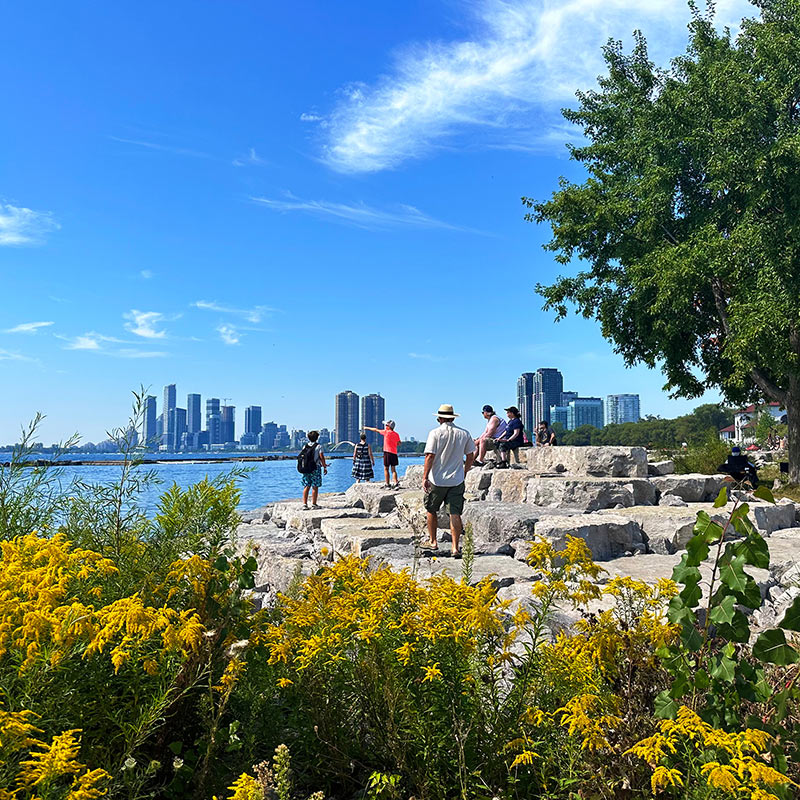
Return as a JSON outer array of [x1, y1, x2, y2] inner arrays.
[[1, 0, 756, 443]]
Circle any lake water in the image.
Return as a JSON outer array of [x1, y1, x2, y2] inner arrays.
[[0, 451, 425, 514]]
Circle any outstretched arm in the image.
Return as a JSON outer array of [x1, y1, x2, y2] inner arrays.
[[364, 426, 381, 433]]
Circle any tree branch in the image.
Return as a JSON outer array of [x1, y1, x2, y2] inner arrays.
[[710, 277, 731, 338], [751, 367, 788, 405]]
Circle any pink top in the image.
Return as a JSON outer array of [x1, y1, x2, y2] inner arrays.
[[380, 429, 401, 454]]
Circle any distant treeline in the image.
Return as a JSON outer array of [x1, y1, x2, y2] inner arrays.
[[551, 403, 734, 449]]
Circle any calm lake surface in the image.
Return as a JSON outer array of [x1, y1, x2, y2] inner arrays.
[[0, 451, 424, 514]]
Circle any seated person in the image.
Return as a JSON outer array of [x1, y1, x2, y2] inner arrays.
[[535, 419, 557, 447], [474, 404, 507, 466], [717, 446, 759, 488], [495, 406, 524, 468]]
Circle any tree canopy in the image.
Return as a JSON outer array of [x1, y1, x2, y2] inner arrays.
[[528, 0, 800, 478]]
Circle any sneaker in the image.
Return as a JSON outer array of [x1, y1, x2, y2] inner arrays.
[[383, 484, 391, 489], [473, 460, 485, 467], [302, 504, 309, 510], [451, 549, 462, 559], [419, 541, 439, 551], [311, 504, 320, 509], [392, 483, 401, 489]]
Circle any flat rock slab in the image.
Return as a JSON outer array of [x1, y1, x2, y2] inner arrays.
[[462, 502, 583, 546], [651, 474, 728, 503], [344, 483, 399, 515], [402, 465, 424, 488], [527, 446, 648, 478], [525, 476, 657, 510], [648, 460, 676, 476], [394, 490, 450, 532], [269, 502, 373, 533], [533, 513, 645, 561], [320, 518, 414, 557]]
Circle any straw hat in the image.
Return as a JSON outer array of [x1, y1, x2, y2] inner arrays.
[[435, 404, 459, 419]]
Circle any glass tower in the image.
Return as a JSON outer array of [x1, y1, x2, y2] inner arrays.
[[361, 393, 385, 448]]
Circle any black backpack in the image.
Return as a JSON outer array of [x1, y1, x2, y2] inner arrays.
[[297, 443, 317, 474]]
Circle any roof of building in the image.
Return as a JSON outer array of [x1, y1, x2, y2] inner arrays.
[[719, 424, 735, 433], [734, 402, 782, 414]]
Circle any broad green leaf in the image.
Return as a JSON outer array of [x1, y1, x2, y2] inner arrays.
[[710, 654, 736, 683], [694, 669, 710, 690], [731, 509, 758, 539], [753, 629, 800, 666], [732, 531, 770, 570], [753, 485, 775, 504], [738, 575, 763, 611], [213, 555, 229, 572], [672, 557, 702, 586], [238, 572, 255, 590], [244, 555, 258, 571], [667, 597, 696, 625], [713, 486, 728, 507], [654, 690, 679, 719], [720, 554, 748, 595], [709, 594, 736, 625], [680, 621, 703, 652], [716, 610, 751, 643], [778, 595, 800, 632], [736, 661, 772, 703], [679, 579, 702, 607], [686, 534, 710, 564]]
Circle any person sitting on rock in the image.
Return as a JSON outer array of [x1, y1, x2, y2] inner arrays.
[[473, 404, 507, 467], [717, 446, 759, 488], [535, 419, 557, 447], [495, 406, 524, 468], [352, 433, 374, 483], [364, 420, 401, 489]]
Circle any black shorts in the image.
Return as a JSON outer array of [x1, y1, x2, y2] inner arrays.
[[383, 452, 399, 467]]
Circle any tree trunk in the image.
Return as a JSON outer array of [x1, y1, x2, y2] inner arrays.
[[788, 380, 800, 484]]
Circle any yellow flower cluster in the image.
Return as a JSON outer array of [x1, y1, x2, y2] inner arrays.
[[260, 556, 511, 680], [557, 693, 622, 752], [626, 706, 795, 798], [527, 535, 604, 608], [0, 708, 110, 800], [225, 773, 264, 800], [0, 534, 205, 675]]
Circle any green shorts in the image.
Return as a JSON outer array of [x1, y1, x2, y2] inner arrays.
[[424, 482, 466, 516]]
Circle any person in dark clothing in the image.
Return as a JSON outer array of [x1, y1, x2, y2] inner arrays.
[[495, 406, 524, 468], [536, 420, 557, 446], [717, 446, 759, 488]]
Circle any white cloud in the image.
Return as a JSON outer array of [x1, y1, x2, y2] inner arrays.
[[217, 324, 240, 345], [114, 348, 168, 358], [300, 112, 324, 122], [3, 321, 54, 334], [0, 203, 60, 245], [123, 310, 168, 339], [251, 194, 481, 233], [322, 0, 754, 172], [109, 136, 210, 158], [0, 348, 33, 362], [193, 300, 275, 323], [58, 332, 166, 358], [139, 269, 154, 279], [408, 352, 444, 361], [233, 147, 267, 166]]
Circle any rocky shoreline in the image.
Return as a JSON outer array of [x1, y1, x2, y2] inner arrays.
[[237, 446, 800, 638]]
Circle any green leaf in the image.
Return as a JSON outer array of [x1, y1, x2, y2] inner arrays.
[[711, 653, 736, 683], [778, 595, 800, 632], [732, 531, 770, 570], [713, 486, 728, 507], [244, 555, 258, 572], [694, 669, 711, 690], [731, 509, 758, 540], [680, 621, 703, 652], [667, 597, 696, 625], [679, 579, 702, 607], [709, 594, 736, 625], [213, 555, 229, 572], [686, 535, 710, 564], [753, 485, 775, 504], [654, 690, 679, 719], [720, 554, 748, 595], [716, 610, 751, 643], [238, 572, 255, 590], [753, 629, 800, 666], [672, 556, 702, 586]]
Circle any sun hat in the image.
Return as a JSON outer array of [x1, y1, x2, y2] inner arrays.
[[435, 404, 459, 419], [481, 404, 495, 414], [504, 406, 520, 415], [383, 420, 396, 430]]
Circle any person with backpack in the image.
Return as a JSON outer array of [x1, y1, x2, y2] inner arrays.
[[297, 430, 328, 509]]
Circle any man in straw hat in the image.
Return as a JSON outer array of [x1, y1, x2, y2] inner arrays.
[[421, 404, 475, 557]]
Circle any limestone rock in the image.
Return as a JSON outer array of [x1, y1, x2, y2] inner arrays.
[[465, 469, 493, 493], [344, 483, 399, 515], [278, 505, 372, 534], [488, 469, 530, 503], [650, 474, 728, 503], [462, 502, 580, 546], [320, 518, 414, 557], [527, 446, 648, 478], [533, 513, 645, 561], [394, 490, 449, 534], [648, 460, 676, 476], [661, 494, 688, 507], [751, 501, 797, 535], [525, 477, 656, 511], [597, 506, 699, 554], [402, 464, 424, 488]]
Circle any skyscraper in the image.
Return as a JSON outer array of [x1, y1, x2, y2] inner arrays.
[[241, 406, 262, 446], [259, 421, 278, 450], [142, 395, 158, 447], [187, 393, 202, 434], [566, 397, 604, 430], [335, 390, 359, 445], [162, 384, 177, 450], [221, 405, 236, 444], [206, 398, 222, 445], [361, 393, 385, 448], [606, 394, 641, 425], [174, 407, 187, 449], [532, 369, 564, 428], [517, 373, 535, 433]]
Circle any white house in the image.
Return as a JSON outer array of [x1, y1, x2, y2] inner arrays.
[[719, 402, 786, 444]]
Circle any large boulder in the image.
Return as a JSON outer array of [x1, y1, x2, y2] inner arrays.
[[403, 464, 424, 488], [465, 468, 493, 494], [394, 490, 449, 534], [488, 469, 530, 503], [320, 518, 414, 557], [533, 513, 645, 561], [525, 477, 657, 511], [526, 446, 648, 478], [597, 506, 700, 554], [462, 502, 579, 552], [651, 474, 728, 503], [269, 502, 372, 534], [344, 483, 398, 515], [750, 501, 797, 535], [648, 460, 675, 476]]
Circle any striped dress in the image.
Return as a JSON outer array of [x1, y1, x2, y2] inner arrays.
[[352, 443, 374, 481]]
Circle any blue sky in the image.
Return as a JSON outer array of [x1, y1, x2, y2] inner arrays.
[[1, 0, 755, 443]]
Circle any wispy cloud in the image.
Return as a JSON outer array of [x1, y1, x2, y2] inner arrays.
[[109, 135, 210, 159], [300, 112, 324, 122], [217, 324, 240, 345], [408, 352, 444, 362], [115, 348, 168, 358], [58, 332, 166, 358], [192, 300, 275, 323], [233, 147, 268, 167], [139, 269, 154, 280], [0, 348, 34, 362], [251, 194, 480, 233], [3, 321, 54, 334], [0, 203, 60, 245], [322, 0, 754, 172], [123, 310, 169, 339]]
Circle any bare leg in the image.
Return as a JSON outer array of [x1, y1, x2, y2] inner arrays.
[[384, 466, 391, 486], [450, 514, 463, 552], [476, 439, 486, 462], [391, 466, 399, 485], [302, 486, 310, 505], [426, 511, 438, 545], [312, 486, 319, 505]]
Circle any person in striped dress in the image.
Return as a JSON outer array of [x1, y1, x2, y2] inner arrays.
[[352, 433, 375, 482]]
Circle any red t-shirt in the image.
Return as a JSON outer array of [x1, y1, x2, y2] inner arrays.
[[380, 429, 400, 453]]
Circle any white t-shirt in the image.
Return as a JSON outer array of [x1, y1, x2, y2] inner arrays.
[[424, 422, 475, 487]]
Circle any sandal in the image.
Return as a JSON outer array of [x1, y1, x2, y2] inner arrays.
[[419, 541, 439, 551]]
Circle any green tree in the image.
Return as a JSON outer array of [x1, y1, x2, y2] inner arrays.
[[527, 1, 800, 480]]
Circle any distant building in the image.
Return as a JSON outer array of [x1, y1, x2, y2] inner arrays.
[[335, 390, 360, 445], [549, 404, 570, 429], [290, 429, 307, 449], [142, 395, 158, 447], [560, 391, 578, 406], [319, 428, 332, 446], [156, 413, 163, 441], [241, 406, 262, 446], [566, 397, 604, 430], [259, 421, 278, 450], [361, 393, 385, 448], [206, 398, 222, 445], [187, 394, 202, 434], [517, 373, 535, 433], [273, 425, 290, 449], [722, 402, 786, 444], [533, 369, 564, 429], [174, 408, 187, 448], [221, 406, 236, 444], [163, 384, 177, 450], [606, 394, 641, 426]]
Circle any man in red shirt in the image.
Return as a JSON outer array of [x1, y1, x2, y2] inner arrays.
[[365, 420, 401, 488]]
